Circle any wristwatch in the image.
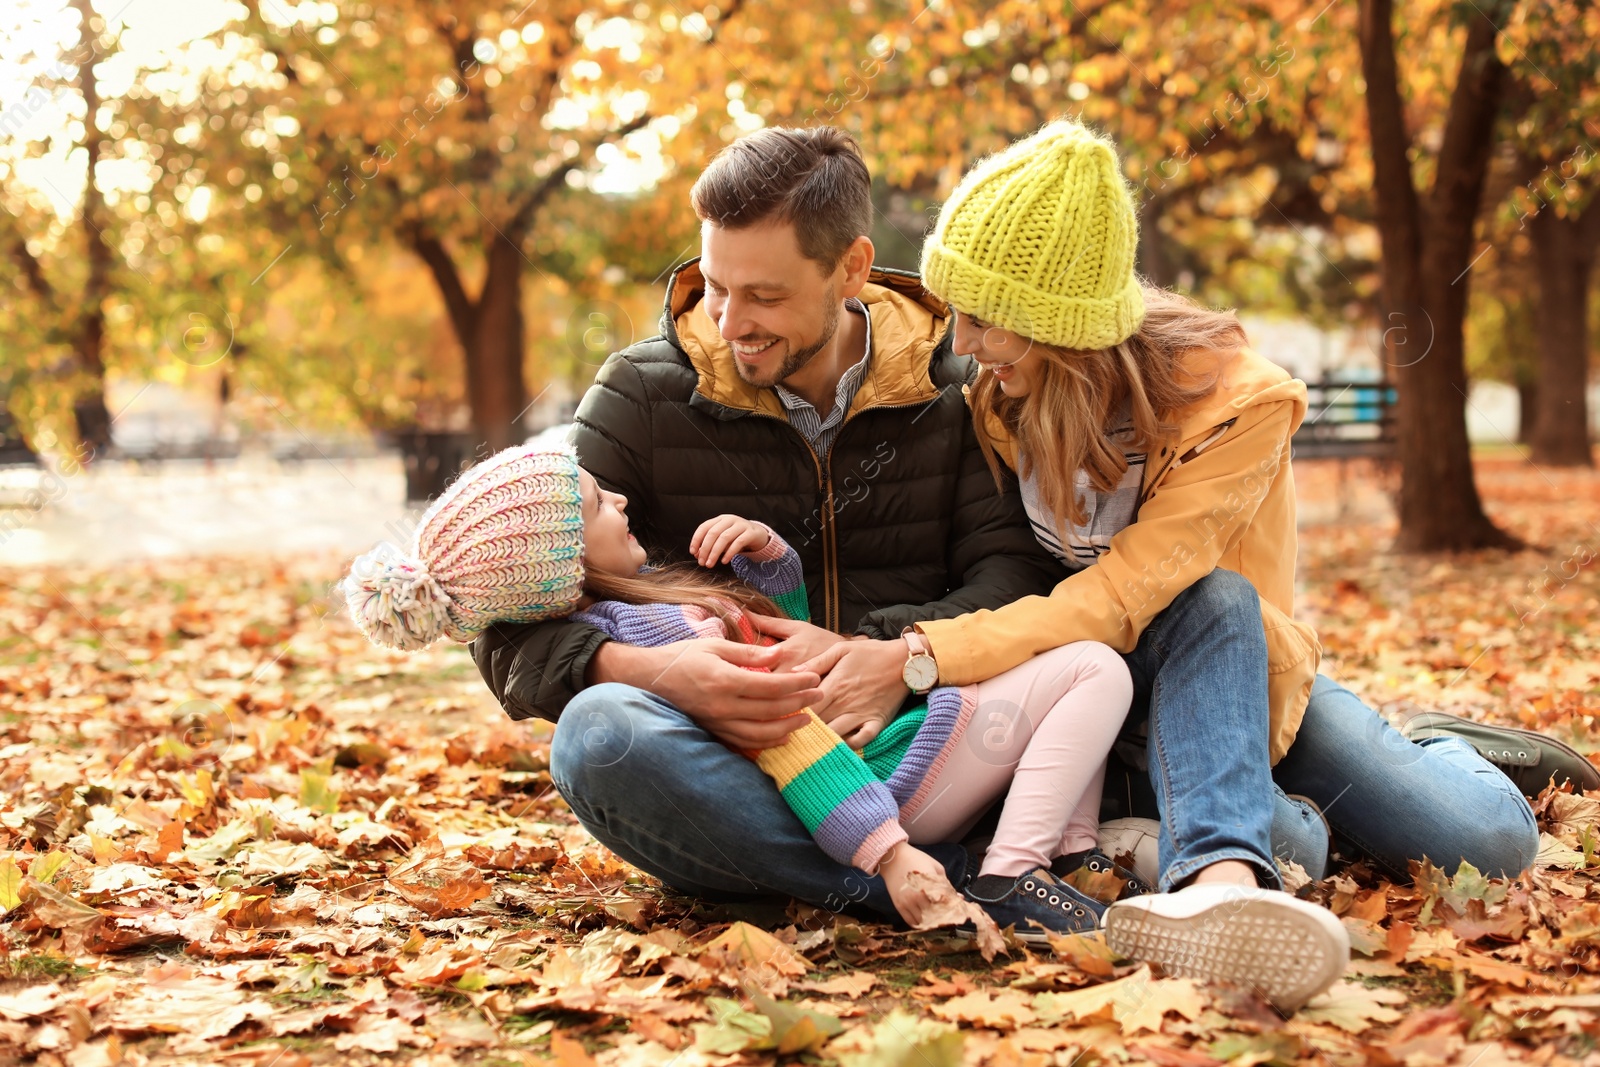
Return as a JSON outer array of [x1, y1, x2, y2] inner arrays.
[[901, 628, 939, 694]]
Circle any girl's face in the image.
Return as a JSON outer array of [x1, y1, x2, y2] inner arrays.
[[580, 469, 648, 576], [950, 309, 1043, 398]]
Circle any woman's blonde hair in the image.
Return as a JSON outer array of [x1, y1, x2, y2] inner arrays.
[[971, 285, 1246, 530], [582, 564, 782, 643]]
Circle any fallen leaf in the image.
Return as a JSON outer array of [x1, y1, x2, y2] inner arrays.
[[827, 1009, 964, 1067], [1044, 931, 1119, 977], [905, 868, 1005, 961], [1298, 980, 1407, 1033], [930, 989, 1037, 1030], [0, 982, 60, 1020], [387, 838, 491, 917], [1034, 967, 1204, 1035], [798, 972, 878, 998], [552, 1031, 598, 1067]]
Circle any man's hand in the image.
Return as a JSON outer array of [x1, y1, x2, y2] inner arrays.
[[747, 614, 850, 671], [587, 639, 822, 750], [796, 638, 910, 750]]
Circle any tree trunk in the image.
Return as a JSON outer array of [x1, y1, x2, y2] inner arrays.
[[1358, 0, 1518, 551], [464, 235, 529, 456], [71, 0, 112, 456], [1528, 205, 1598, 467], [1515, 376, 1537, 444], [1137, 194, 1175, 288], [407, 227, 530, 457]]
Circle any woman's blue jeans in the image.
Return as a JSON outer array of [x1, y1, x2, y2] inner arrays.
[[1120, 569, 1539, 890], [548, 570, 1539, 916]]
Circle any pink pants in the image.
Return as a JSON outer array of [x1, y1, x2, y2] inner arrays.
[[900, 641, 1133, 878]]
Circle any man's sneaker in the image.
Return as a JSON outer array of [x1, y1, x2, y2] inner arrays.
[[964, 867, 1106, 944], [1051, 848, 1153, 902], [1103, 884, 1349, 1014], [1400, 711, 1600, 797]]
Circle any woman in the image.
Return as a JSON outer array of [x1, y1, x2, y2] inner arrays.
[[896, 121, 1540, 1012]]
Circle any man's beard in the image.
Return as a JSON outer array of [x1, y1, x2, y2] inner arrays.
[[733, 288, 840, 388]]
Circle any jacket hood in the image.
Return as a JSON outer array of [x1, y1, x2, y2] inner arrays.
[[660, 258, 951, 418], [1167, 345, 1308, 441]]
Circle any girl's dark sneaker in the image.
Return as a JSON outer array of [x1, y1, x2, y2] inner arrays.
[[1051, 848, 1153, 902], [964, 867, 1106, 943]]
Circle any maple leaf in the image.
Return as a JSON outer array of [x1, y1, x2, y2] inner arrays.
[[1207, 1032, 1304, 1067], [1044, 930, 1121, 978], [390, 941, 484, 987], [1297, 980, 1407, 1032], [904, 868, 1006, 961], [0, 857, 20, 913], [1034, 966, 1205, 1036], [551, 1032, 598, 1067], [0, 983, 61, 1021], [697, 921, 809, 993], [798, 972, 878, 998], [750, 991, 845, 1054], [1540, 790, 1600, 848], [386, 838, 491, 917], [930, 989, 1037, 1030], [1342, 916, 1388, 957], [826, 1009, 964, 1067]]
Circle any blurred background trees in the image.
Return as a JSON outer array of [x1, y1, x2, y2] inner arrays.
[[2, 0, 1597, 549]]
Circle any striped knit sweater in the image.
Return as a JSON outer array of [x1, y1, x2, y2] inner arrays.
[[572, 527, 977, 874]]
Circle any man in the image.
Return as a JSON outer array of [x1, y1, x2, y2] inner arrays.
[[471, 125, 1064, 917]]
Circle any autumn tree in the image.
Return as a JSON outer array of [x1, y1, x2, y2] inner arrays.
[[1500, 0, 1599, 467], [164, 0, 730, 455], [2, 0, 120, 452]]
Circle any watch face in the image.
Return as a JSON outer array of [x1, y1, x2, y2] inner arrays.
[[904, 655, 939, 692]]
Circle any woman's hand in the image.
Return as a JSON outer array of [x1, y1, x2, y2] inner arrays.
[[878, 843, 957, 928], [690, 515, 770, 567], [798, 638, 910, 750]]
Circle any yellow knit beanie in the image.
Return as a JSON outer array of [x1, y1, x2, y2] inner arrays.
[[920, 120, 1145, 350]]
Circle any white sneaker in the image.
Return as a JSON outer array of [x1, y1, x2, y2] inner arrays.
[[1102, 883, 1349, 1013]]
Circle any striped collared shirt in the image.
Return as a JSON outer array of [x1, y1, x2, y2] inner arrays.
[[774, 297, 872, 459]]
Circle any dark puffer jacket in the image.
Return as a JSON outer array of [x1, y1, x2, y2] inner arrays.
[[470, 260, 1065, 722]]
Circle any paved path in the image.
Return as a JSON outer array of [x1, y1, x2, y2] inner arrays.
[[0, 454, 420, 568]]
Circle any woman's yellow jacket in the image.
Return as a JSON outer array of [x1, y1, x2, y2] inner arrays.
[[916, 346, 1321, 764]]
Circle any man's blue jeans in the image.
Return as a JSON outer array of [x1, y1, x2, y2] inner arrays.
[[550, 571, 1538, 914], [1122, 569, 1539, 889], [548, 683, 971, 921]]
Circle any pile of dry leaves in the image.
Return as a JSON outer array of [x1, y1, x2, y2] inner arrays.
[[1, 456, 1598, 1066]]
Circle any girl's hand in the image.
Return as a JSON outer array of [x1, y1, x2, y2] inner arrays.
[[878, 843, 957, 928], [690, 515, 770, 567]]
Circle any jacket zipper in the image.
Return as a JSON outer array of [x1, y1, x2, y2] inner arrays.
[[742, 394, 937, 632], [743, 411, 835, 629], [825, 396, 936, 632]]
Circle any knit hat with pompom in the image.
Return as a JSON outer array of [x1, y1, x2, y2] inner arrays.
[[342, 444, 586, 650]]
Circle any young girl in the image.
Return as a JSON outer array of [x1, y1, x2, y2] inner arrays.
[[343, 443, 1147, 939]]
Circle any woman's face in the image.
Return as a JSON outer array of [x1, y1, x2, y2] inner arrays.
[[580, 469, 648, 576], [950, 309, 1043, 398]]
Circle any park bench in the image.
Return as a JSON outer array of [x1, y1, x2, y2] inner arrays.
[[1290, 378, 1397, 518], [1290, 378, 1398, 461], [0, 409, 44, 508]]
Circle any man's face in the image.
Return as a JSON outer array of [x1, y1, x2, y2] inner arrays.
[[699, 220, 840, 388]]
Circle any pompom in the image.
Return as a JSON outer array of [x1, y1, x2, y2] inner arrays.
[[342, 543, 454, 650]]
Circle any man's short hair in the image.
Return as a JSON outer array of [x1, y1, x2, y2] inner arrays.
[[690, 126, 873, 270]]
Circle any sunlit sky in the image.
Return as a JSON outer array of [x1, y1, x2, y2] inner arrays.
[[0, 0, 670, 222]]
